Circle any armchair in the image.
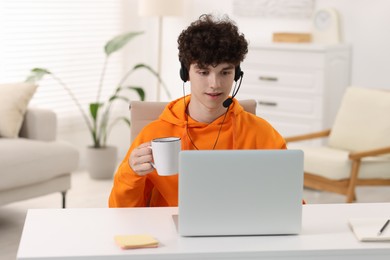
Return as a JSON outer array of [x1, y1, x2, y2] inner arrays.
[[285, 87, 390, 203]]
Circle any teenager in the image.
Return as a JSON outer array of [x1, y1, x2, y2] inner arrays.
[[109, 14, 286, 207]]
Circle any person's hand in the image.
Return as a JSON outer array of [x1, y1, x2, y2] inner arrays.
[[129, 142, 154, 176]]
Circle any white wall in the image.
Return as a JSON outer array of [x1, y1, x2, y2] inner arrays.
[[316, 0, 390, 89], [148, 0, 390, 102], [63, 0, 390, 169]]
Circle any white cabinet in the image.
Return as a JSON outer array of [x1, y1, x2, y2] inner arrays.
[[240, 43, 351, 139]]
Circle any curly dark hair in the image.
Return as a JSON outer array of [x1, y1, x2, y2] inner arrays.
[[178, 14, 248, 69]]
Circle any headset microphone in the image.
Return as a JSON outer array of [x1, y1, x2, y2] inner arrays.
[[222, 97, 233, 108], [223, 70, 244, 108]]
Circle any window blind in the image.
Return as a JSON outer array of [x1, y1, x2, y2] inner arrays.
[[0, 0, 126, 132]]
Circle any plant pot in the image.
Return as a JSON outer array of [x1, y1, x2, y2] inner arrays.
[[86, 146, 118, 180]]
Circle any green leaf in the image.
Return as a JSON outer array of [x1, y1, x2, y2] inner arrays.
[[104, 31, 144, 56], [108, 85, 145, 103], [32, 68, 50, 73], [119, 117, 131, 127], [108, 95, 130, 103], [89, 103, 103, 121], [132, 63, 171, 99], [114, 85, 121, 94], [133, 63, 147, 70], [124, 86, 145, 101], [25, 68, 51, 83]]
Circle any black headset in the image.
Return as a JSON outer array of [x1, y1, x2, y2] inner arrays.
[[179, 62, 243, 82]]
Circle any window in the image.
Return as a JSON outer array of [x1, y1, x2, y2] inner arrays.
[[0, 0, 126, 131]]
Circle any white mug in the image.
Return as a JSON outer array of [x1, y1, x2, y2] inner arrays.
[[151, 137, 181, 176]]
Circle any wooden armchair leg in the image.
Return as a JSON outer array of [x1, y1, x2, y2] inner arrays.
[[347, 192, 357, 203], [61, 191, 67, 208], [346, 160, 361, 203]]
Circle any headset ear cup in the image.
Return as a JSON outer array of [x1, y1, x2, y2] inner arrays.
[[180, 62, 189, 82], [234, 66, 243, 82]]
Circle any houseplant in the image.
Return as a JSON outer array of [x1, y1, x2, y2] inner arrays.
[[26, 31, 170, 179]]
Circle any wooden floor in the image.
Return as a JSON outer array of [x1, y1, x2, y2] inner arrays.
[[1, 171, 390, 260]]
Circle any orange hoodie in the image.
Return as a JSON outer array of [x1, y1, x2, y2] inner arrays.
[[109, 96, 286, 207]]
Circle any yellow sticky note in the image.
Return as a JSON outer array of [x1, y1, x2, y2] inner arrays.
[[114, 234, 159, 249]]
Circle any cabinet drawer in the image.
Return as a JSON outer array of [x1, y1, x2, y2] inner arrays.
[[241, 44, 350, 146], [243, 68, 321, 94], [240, 94, 322, 119], [266, 120, 316, 137], [259, 115, 323, 138], [270, 120, 324, 146]]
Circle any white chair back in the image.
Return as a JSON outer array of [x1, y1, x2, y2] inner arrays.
[[129, 100, 256, 142], [328, 87, 390, 157]]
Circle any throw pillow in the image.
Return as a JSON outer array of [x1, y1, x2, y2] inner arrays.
[[0, 82, 38, 138]]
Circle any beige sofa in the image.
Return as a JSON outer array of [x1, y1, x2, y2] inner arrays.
[[0, 108, 79, 208]]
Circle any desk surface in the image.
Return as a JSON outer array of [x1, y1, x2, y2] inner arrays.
[[17, 203, 390, 260]]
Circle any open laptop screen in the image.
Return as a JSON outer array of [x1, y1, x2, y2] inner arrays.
[[178, 149, 303, 237]]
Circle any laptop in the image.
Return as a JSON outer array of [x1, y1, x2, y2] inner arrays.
[[178, 149, 303, 237]]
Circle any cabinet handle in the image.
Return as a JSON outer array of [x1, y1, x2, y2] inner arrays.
[[259, 76, 278, 82], [258, 101, 277, 107]]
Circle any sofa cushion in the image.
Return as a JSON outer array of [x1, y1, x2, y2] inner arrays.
[[299, 146, 390, 180], [0, 83, 38, 138], [0, 138, 79, 191]]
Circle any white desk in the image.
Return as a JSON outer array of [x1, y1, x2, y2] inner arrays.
[[17, 203, 390, 260]]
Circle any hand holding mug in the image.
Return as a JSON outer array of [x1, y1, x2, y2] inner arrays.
[[129, 142, 154, 176]]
